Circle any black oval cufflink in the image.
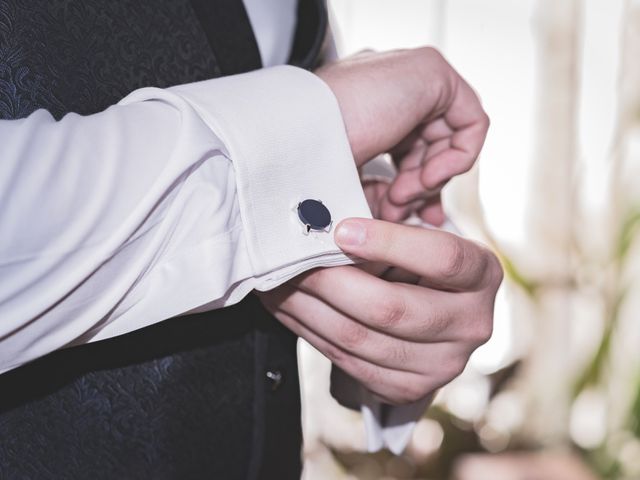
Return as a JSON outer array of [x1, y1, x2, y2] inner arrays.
[[297, 199, 332, 234]]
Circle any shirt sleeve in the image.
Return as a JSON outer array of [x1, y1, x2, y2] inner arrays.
[[0, 65, 371, 374]]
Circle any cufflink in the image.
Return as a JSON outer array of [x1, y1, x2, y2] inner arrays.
[[297, 199, 332, 235]]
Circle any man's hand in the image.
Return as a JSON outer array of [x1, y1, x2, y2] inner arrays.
[[258, 218, 502, 405], [316, 47, 489, 225]]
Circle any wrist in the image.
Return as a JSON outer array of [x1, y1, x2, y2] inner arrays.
[[315, 69, 369, 167]]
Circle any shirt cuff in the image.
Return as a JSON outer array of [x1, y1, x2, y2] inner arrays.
[[362, 390, 434, 455], [331, 364, 433, 454], [169, 65, 372, 289]]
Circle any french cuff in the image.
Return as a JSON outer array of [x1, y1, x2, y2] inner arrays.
[[363, 390, 434, 454], [169, 65, 372, 288], [331, 365, 433, 454]]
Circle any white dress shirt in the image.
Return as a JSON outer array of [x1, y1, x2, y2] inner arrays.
[[0, 0, 421, 454]]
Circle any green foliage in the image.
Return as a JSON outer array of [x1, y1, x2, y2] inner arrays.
[[629, 373, 640, 439], [572, 205, 640, 479], [615, 208, 640, 264], [584, 445, 622, 480], [573, 207, 640, 397], [498, 253, 539, 297], [572, 290, 626, 396]]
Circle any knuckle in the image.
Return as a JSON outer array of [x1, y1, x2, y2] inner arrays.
[[430, 357, 467, 389], [394, 379, 431, 405], [388, 342, 410, 365], [419, 46, 445, 64], [478, 316, 495, 345], [439, 236, 467, 279], [373, 293, 407, 328], [467, 312, 494, 347], [483, 251, 504, 291], [491, 256, 505, 288], [445, 357, 468, 381], [458, 158, 476, 175], [481, 111, 491, 131], [423, 308, 449, 338], [337, 320, 369, 350]]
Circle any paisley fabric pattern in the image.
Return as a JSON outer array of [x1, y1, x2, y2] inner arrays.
[[0, 297, 301, 480], [0, 0, 320, 478], [0, 0, 220, 120], [0, 307, 256, 479]]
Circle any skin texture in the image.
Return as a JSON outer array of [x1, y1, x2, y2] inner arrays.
[[258, 47, 500, 406], [315, 47, 489, 226]]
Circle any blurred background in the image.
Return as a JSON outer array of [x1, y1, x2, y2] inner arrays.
[[299, 1, 640, 479]]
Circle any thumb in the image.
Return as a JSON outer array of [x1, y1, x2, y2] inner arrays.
[[334, 217, 493, 291], [334, 218, 396, 261]]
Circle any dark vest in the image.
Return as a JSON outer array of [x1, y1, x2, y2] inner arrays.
[[0, 1, 327, 478]]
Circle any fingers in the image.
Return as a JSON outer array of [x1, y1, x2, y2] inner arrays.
[[261, 284, 466, 405], [381, 266, 421, 284], [362, 179, 391, 219], [418, 196, 446, 226], [384, 77, 489, 212], [395, 138, 428, 172], [387, 138, 449, 205], [265, 283, 446, 373], [354, 261, 388, 277], [258, 260, 498, 404], [422, 117, 455, 144], [378, 195, 423, 223], [289, 266, 459, 341], [334, 218, 496, 291], [269, 308, 435, 405], [420, 79, 489, 189], [376, 181, 444, 226], [290, 265, 496, 349]]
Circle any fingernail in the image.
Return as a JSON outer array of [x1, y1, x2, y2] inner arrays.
[[335, 220, 366, 246]]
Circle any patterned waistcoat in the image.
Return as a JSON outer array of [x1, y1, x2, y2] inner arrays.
[[0, 1, 327, 478]]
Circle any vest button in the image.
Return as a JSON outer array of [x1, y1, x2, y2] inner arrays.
[[265, 369, 284, 391]]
